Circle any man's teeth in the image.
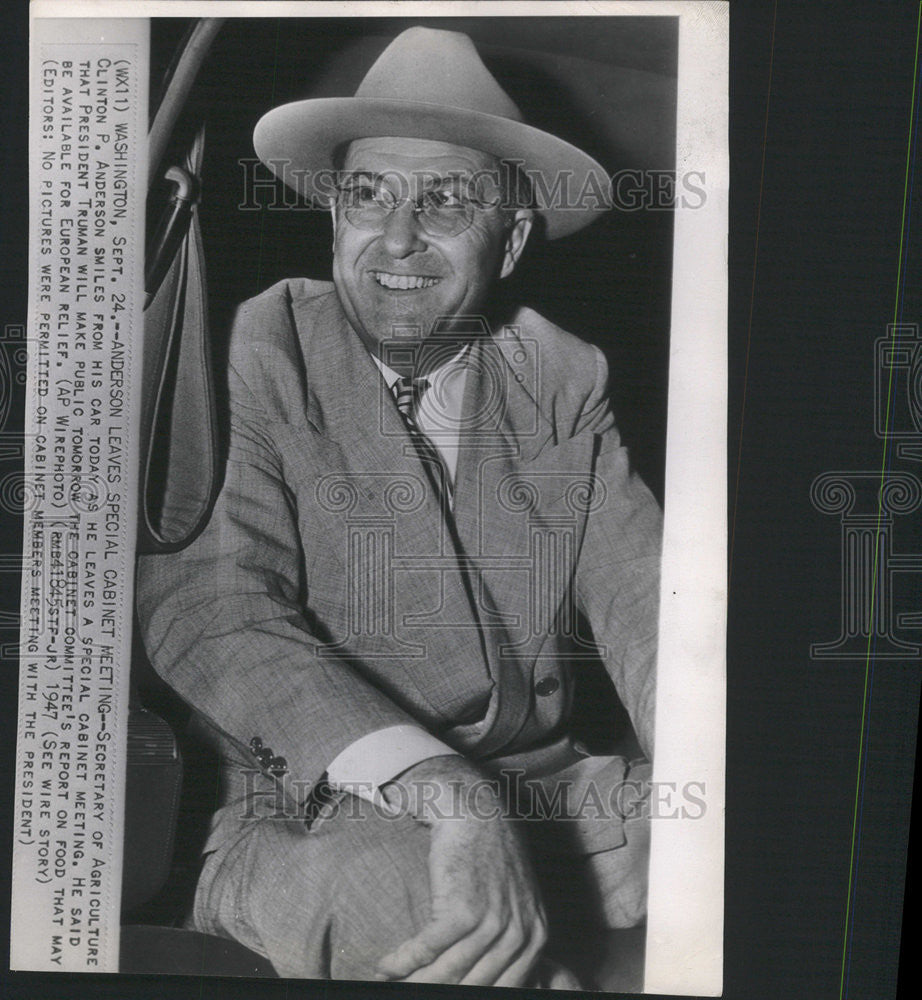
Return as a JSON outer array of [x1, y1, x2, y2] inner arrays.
[[373, 272, 440, 290]]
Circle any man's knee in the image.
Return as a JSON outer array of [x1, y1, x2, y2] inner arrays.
[[322, 796, 432, 978], [194, 796, 432, 979]]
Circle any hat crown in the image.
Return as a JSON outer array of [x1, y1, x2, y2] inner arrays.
[[356, 27, 523, 122], [252, 26, 611, 237]]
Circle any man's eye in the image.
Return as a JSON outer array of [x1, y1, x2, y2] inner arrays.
[[342, 183, 376, 204], [340, 181, 390, 208]]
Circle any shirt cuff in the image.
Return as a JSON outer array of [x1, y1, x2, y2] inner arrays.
[[326, 725, 456, 807]]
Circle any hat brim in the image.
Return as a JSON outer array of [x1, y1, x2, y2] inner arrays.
[[252, 98, 612, 239]]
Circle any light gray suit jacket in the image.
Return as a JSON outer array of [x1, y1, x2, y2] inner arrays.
[[136, 278, 661, 846]]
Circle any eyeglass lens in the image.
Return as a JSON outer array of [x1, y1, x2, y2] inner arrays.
[[338, 175, 495, 237]]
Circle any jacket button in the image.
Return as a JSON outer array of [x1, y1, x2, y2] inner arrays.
[[256, 748, 274, 767], [269, 756, 288, 776], [249, 737, 263, 752], [534, 677, 559, 697]]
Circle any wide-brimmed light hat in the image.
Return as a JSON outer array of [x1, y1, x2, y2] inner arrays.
[[253, 26, 612, 239]]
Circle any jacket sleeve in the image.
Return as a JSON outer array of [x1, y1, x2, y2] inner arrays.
[[572, 346, 662, 761], [135, 305, 422, 808]]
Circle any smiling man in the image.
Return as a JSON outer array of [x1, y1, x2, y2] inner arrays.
[[332, 138, 532, 370], [137, 26, 662, 990]]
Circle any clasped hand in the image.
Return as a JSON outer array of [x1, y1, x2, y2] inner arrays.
[[374, 755, 548, 987]]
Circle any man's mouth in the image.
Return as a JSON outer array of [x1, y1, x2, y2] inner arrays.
[[372, 271, 441, 291]]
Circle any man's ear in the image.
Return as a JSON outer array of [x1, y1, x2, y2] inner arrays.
[[500, 210, 534, 279]]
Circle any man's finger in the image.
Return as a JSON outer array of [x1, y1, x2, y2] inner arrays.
[[375, 918, 474, 980], [451, 918, 532, 986], [489, 927, 548, 989], [401, 913, 513, 984]]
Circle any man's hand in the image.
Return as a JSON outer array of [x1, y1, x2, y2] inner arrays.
[[374, 755, 548, 987]]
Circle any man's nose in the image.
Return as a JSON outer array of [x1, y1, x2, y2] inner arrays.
[[381, 201, 427, 257]]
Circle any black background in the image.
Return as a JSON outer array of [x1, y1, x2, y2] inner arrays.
[[1, 3, 920, 999]]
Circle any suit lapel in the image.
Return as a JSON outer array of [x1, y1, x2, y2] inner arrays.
[[451, 328, 600, 755], [286, 291, 601, 755], [296, 290, 448, 539], [452, 326, 554, 554], [291, 291, 495, 718]]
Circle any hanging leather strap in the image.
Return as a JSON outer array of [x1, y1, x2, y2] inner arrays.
[[137, 21, 224, 554], [138, 125, 219, 553]]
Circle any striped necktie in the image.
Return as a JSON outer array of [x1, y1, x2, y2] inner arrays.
[[392, 376, 451, 504]]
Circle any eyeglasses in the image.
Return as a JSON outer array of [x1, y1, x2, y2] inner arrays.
[[336, 174, 501, 238]]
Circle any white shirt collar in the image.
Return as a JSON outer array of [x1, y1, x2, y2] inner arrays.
[[371, 342, 471, 388]]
